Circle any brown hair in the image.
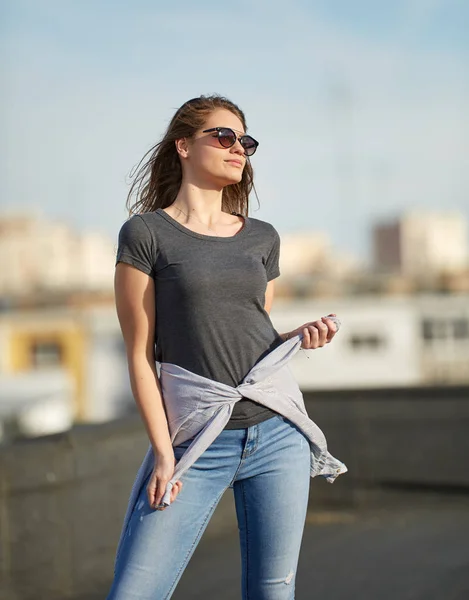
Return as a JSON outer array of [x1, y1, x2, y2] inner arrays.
[[126, 95, 255, 217]]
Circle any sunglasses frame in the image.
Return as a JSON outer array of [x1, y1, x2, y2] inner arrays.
[[202, 127, 259, 156]]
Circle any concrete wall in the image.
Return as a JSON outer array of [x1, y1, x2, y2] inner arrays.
[[1, 386, 468, 600], [305, 386, 469, 507]]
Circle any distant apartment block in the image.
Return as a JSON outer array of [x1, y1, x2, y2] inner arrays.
[[373, 211, 468, 276], [0, 212, 116, 295], [280, 232, 358, 279], [1, 292, 468, 440]]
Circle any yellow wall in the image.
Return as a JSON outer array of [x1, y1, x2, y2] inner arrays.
[[8, 324, 88, 421]]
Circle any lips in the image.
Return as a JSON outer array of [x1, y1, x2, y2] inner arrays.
[[226, 160, 243, 167]]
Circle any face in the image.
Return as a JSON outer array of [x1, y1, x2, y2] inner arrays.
[[177, 108, 250, 188]]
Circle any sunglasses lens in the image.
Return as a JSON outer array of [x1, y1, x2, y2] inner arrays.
[[240, 136, 258, 156], [218, 128, 236, 148]]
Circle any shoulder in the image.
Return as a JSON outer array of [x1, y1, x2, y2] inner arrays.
[[249, 217, 280, 248], [249, 217, 281, 280], [116, 214, 160, 261], [116, 213, 161, 275], [118, 212, 160, 241], [247, 216, 280, 241], [120, 211, 158, 230]]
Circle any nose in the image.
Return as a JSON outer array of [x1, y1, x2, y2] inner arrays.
[[231, 137, 245, 156]]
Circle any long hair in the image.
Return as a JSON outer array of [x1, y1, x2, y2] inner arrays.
[[126, 95, 255, 217]]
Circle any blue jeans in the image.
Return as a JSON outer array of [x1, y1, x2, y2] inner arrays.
[[106, 414, 311, 600]]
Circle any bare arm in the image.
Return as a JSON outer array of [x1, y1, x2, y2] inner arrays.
[[114, 262, 172, 456], [264, 279, 287, 341], [264, 279, 276, 315], [114, 262, 182, 508]]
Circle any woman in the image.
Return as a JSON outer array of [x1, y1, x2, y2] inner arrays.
[[107, 95, 342, 600]]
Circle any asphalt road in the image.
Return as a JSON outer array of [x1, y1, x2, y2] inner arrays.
[[173, 501, 469, 600]]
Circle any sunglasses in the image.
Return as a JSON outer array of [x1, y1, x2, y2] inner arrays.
[[202, 127, 259, 157]]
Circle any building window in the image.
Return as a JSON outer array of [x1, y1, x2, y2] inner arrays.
[[30, 341, 63, 368], [422, 319, 434, 341], [422, 318, 449, 341], [349, 334, 386, 351], [453, 319, 469, 340], [422, 318, 469, 342]]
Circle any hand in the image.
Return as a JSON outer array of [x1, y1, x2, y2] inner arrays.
[[290, 313, 339, 350], [147, 454, 183, 511]]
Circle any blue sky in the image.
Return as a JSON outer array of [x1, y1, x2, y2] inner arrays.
[[1, 0, 468, 261]]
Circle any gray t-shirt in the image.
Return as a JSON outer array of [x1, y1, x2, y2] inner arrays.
[[115, 207, 283, 429]]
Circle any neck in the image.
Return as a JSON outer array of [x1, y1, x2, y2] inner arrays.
[[172, 182, 225, 225]]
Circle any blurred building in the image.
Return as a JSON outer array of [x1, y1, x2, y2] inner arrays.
[[0, 212, 116, 296], [271, 293, 469, 389], [0, 301, 132, 440], [280, 232, 359, 279], [373, 211, 468, 276], [1, 292, 468, 441]]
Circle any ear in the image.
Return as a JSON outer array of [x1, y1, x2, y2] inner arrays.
[[175, 137, 190, 159]]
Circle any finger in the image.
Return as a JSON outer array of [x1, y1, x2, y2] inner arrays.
[[148, 488, 165, 510], [321, 317, 337, 341], [147, 478, 158, 507], [148, 484, 160, 510], [156, 481, 183, 509], [171, 481, 183, 503], [154, 479, 169, 509], [302, 327, 310, 349], [307, 325, 320, 349], [315, 321, 328, 346]]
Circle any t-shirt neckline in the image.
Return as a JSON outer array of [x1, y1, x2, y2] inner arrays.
[[155, 207, 250, 242]]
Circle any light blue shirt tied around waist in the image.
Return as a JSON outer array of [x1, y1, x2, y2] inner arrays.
[[115, 331, 347, 567]]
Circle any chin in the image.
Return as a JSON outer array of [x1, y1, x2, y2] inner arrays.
[[226, 174, 243, 185], [211, 173, 242, 187], [224, 169, 244, 185]]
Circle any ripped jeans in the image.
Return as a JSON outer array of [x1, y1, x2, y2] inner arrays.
[[106, 414, 311, 600]]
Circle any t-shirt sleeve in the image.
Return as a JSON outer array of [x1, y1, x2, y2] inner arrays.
[[265, 228, 281, 281], [115, 215, 155, 276]]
